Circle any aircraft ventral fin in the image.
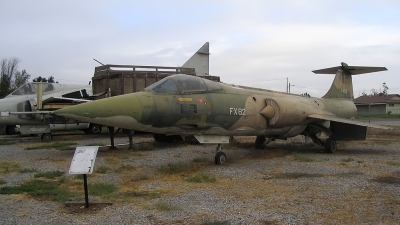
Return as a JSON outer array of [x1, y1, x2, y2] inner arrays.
[[307, 114, 394, 130]]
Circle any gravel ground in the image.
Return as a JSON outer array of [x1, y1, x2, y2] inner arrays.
[[0, 132, 400, 225]]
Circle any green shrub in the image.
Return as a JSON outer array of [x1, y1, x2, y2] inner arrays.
[[158, 162, 191, 174], [185, 172, 216, 183], [34, 171, 64, 179], [287, 152, 314, 162], [88, 182, 118, 198], [96, 165, 110, 174], [0, 179, 74, 202], [155, 201, 179, 211]]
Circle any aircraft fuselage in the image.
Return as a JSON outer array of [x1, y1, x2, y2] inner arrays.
[[55, 76, 357, 139]]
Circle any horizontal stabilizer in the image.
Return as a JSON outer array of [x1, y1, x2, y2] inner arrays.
[[313, 62, 387, 75]]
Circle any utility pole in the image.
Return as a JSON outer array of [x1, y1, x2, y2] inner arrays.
[[286, 77, 288, 93]]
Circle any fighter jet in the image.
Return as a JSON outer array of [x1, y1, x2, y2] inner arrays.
[[55, 63, 390, 164], [0, 82, 102, 140]]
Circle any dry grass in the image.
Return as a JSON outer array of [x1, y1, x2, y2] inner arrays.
[[0, 161, 20, 174], [154, 201, 180, 211], [286, 152, 315, 162], [367, 127, 400, 136], [371, 175, 400, 184], [273, 173, 324, 179], [3, 131, 400, 223], [386, 161, 400, 167], [23, 142, 77, 151]]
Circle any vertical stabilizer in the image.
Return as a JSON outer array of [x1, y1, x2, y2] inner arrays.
[[182, 42, 210, 76], [312, 62, 387, 99]]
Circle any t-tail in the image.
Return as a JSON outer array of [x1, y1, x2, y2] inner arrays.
[[313, 62, 387, 99]]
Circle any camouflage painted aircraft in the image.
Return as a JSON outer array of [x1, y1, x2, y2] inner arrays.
[[55, 62, 390, 164]]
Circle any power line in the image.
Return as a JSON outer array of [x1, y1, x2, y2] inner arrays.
[[289, 85, 326, 91]]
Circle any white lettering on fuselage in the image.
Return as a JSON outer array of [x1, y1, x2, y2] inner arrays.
[[229, 107, 246, 115]]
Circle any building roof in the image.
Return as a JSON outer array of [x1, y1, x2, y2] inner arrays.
[[353, 94, 400, 104]]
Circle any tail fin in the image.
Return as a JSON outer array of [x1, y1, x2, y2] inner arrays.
[[313, 62, 387, 99]]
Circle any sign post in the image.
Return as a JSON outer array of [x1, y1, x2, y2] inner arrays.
[[69, 146, 99, 208]]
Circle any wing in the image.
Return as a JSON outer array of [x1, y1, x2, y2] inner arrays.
[[308, 114, 394, 130], [42, 97, 91, 104], [308, 114, 394, 141], [4, 98, 92, 117]]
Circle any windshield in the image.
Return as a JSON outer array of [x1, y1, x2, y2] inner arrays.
[[10, 83, 54, 96], [173, 75, 207, 94], [149, 79, 179, 94], [11, 83, 36, 95], [146, 74, 222, 94]]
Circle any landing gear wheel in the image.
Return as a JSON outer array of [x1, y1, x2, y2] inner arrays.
[[215, 152, 227, 165], [41, 133, 52, 142], [6, 125, 18, 135], [88, 124, 102, 134], [255, 136, 266, 149], [324, 138, 337, 153]]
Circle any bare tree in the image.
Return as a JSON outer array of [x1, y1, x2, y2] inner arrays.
[[370, 88, 378, 96], [1, 58, 19, 97], [0, 57, 31, 98], [13, 69, 31, 89], [382, 82, 389, 95], [361, 90, 367, 96]]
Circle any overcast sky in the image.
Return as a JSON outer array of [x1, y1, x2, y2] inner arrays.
[[1, 0, 399, 97]]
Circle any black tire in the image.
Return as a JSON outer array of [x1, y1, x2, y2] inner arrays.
[[255, 136, 266, 149], [215, 152, 227, 165], [41, 133, 52, 142], [87, 124, 102, 134], [6, 125, 18, 135], [324, 138, 337, 153]]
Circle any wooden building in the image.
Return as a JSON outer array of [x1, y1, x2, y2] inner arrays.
[[92, 64, 220, 97]]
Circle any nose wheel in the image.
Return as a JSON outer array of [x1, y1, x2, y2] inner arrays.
[[214, 144, 227, 165], [215, 152, 227, 165]]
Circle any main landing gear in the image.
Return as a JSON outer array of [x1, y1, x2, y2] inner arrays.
[[304, 130, 337, 153], [214, 144, 226, 165], [41, 133, 52, 142], [107, 126, 135, 149], [324, 137, 337, 153], [5, 125, 19, 135], [255, 135, 276, 149]]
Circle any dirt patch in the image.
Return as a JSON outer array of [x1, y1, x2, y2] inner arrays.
[[63, 202, 112, 214]]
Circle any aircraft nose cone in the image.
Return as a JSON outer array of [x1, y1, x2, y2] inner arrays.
[[260, 105, 275, 119], [55, 93, 144, 129]]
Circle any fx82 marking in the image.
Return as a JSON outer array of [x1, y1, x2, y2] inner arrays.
[[229, 107, 245, 115]]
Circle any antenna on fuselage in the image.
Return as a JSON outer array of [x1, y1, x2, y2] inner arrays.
[[93, 58, 104, 66]]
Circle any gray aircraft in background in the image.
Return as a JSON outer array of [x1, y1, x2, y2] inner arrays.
[[0, 82, 102, 141]]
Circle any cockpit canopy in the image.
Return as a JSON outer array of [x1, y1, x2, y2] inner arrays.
[[9, 83, 54, 96], [145, 74, 222, 94]]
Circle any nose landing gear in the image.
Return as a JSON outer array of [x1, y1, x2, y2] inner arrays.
[[214, 144, 227, 165]]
